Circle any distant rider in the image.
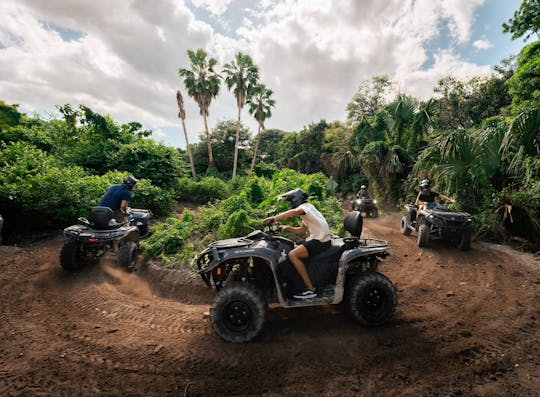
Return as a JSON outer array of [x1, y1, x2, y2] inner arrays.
[[262, 189, 331, 300], [415, 179, 455, 211], [357, 185, 370, 199], [99, 175, 138, 224]]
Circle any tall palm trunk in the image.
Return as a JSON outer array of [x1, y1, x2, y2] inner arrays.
[[232, 105, 241, 178], [203, 112, 214, 168], [248, 122, 263, 176], [177, 90, 197, 179], [180, 118, 197, 178]]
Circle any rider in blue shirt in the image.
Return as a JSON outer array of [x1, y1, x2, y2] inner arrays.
[[99, 175, 138, 223]]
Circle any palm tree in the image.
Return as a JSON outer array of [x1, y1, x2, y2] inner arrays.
[[408, 99, 435, 153], [360, 141, 412, 206], [247, 83, 275, 176], [501, 106, 540, 175], [176, 90, 197, 178], [383, 94, 416, 147], [223, 52, 259, 179], [178, 48, 222, 169]]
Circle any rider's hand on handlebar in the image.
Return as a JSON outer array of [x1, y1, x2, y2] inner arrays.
[[262, 216, 275, 224]]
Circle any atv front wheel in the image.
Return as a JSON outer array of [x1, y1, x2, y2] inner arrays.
[[345, 272, 396, 326], [457, 228, 472, 251], [400, 216, 411, 235], [417, 223, 430, 247], [371, 208, 379, 218], [118, 242, 138, 269], [60, 239, 85, 272], [210, 282, 267, 343]]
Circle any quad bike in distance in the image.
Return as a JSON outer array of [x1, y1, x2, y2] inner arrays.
[[352, 196, 379, 218], [193, 211, 397, 343], [400, 203, 472, 250], [60, 206, 152, 272]]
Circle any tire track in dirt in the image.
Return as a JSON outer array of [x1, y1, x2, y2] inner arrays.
[[363, 214, 539, 396], [0, 218, 538, 396]]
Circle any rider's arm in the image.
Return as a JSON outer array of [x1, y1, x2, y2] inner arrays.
[[120, 199, 129, 214], [263, 207, 305, 223], [283, 222, 307, 235], [415, 191, 422, 205], [439, 194, 456, 203]]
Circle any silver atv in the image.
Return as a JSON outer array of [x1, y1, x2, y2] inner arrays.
[[400, 203, 473, 250], [194, 211, 397, 343]]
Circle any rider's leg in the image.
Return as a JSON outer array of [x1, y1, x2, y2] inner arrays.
[[288, 245, 314, 290]]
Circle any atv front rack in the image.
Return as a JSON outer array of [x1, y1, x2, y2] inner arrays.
[[358, 238, 388, 248], [64, 225, 133, 241]]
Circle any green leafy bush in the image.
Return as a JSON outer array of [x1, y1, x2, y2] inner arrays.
[[0, 143, 172, 231], [175, 176, 229, 204], [140, 211, 197, 265], [110, 140, 184, 189]]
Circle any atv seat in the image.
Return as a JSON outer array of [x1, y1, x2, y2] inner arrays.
[[344, 211, 363, 239], [309, 238, 345, 263], [89, 206, 123, 230]]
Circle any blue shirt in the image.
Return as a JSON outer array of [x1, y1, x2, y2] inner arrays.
[[99, 184, 131, 211]]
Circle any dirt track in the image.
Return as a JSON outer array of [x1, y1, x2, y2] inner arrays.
[[0, 214, 538, 396]]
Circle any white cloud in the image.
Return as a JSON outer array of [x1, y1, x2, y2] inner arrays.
[[153, 128, 167, 137], [190, 0, 232, 16], [0, 0, 500, 148], [473, 38, 492, 49]]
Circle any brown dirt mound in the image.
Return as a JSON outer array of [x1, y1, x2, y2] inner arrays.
[[0, 216, 538, 396]]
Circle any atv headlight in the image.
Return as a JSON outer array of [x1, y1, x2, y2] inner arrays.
[[373, 200, 377, 204]]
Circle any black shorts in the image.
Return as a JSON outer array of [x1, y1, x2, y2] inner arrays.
[[302, 239, 331, 257]]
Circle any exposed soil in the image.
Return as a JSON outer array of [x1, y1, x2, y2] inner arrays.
[[0, 214, 538, 396]]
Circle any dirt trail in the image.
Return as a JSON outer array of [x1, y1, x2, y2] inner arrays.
[[0, 214, 538, 396]]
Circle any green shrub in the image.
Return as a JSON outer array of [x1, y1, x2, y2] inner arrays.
[[110, 140, 184, 189], [0, 144, 172, 230], [140, 212, 196, 266], [176, 176, 229, 204]]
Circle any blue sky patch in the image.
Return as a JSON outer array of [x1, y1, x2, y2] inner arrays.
[[40, 20, 85, 42]]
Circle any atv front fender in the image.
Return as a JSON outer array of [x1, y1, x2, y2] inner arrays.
[[333, 241, 389, 304]]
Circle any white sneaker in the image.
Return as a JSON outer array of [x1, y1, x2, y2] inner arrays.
[[293, 289, 317, 300]]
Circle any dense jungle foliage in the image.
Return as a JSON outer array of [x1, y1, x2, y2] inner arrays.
[[0, 1, 538, 261]]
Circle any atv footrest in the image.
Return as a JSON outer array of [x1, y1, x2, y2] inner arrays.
[[283, 284, 335, 308]]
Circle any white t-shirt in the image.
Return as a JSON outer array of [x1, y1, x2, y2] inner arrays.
[[298, 203, 331, 242]]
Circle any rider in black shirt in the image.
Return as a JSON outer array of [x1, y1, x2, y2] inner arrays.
[[415, 179, 455, 211]]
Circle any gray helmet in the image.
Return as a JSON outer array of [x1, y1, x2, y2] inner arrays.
[[282, 188, 308, 209], [123, 175, 138, 190], [420, 179, 431, 189], [360, 185, 366, 190]]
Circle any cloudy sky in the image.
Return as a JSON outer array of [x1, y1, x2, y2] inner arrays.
[[0, 0, 528, 148]]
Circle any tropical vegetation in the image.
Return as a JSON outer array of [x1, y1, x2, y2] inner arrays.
[[0, 0, 538, 259]]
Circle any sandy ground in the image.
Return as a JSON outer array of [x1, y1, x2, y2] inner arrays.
[[0, 214, 538, 396]]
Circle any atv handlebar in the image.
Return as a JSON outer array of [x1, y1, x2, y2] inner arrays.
[[262, 222, 282, 234]]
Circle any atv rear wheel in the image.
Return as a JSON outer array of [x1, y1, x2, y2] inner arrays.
[[400, 216, 411, 235], [118, 242, 138, 269], [457, 228, 472, 251], [345, 272, 396, 326], [417, 223, 430, 247], [210, 282, 267, 343], [60, 239, 85, 272]]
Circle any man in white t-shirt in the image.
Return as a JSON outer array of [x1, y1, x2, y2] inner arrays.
[[263, 189, 331, 300]]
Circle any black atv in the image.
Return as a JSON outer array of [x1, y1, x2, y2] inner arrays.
[[60, 206, 152, 272], [352, 196, 379, 218], [400, 204, 473, 250], [194, 211, 397, 343]]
